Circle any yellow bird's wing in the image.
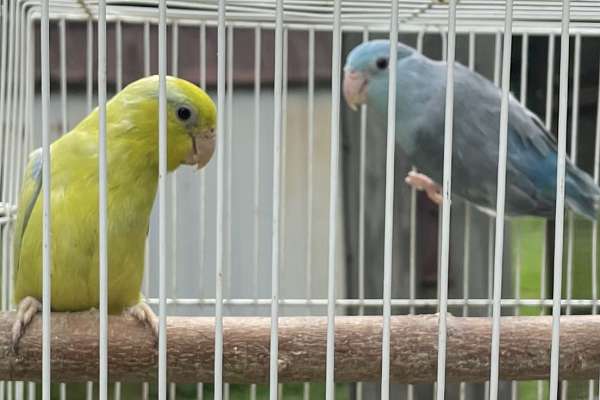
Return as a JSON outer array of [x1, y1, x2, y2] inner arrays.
[[13, 148, 43, 278]]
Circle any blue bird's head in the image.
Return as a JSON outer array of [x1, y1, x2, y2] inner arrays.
[[343, 39, 414, 110]]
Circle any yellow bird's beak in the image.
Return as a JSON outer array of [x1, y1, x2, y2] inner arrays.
[[184, 127, 216, 170]]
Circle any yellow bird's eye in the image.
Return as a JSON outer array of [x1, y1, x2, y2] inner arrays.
[[177, 106, 192, 121]]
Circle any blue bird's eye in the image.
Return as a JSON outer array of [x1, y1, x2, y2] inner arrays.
[[376, 57, 389, 70], [177, 106, 192, 121]]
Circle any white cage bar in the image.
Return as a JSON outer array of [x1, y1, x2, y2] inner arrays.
[[1, 1, 600, 400]]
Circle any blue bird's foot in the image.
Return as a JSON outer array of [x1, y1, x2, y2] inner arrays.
[[405, 171, 443, 205], [11, 296, 42, 354], [126, 302, 159, 345]]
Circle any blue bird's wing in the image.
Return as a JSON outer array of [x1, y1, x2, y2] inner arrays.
[[449, 64, 600, 219], [405, 60, 598, 219]]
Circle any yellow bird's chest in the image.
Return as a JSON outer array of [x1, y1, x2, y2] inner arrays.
[[14, 159, 158, 313]]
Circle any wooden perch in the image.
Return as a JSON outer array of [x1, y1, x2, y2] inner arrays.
[[1, 312, 600, 384]]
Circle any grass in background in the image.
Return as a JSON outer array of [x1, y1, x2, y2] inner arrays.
[[29, 382, 350, 399], [513, 216, 599, 399]]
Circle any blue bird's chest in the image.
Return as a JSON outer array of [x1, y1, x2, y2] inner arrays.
[[368, 69, 446, 180]]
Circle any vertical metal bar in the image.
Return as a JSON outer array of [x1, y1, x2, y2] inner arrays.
[[171, 20, 179, 311], [485, 31, 501, 400], [169, 383, 176, 400], [441, 31, 447, 62], [15, 382, 23, 400], [489, 2, 513, 399], [269, 0, 284, 397], [2, 0, 17, 326], [436, 0, 457, 398], [114, 383, 121, 400], [357, 26, 368, 316], [593, 53, 600, 318], [306, 26, 315, 304], [9, 2, 26, 315], [463, 31, 475, 321], [200, 23, 206, 89], [59, 18, 67, 134], [172, 22, 178, 76], [520, 33, 528, 106], [223, 384, 230, 400], [0, 13, 7, 345], [15, 4, 27, 203], [594, 71, 600, 397], [144, 21, 150, 77], [563, 32, 581, 400], [9, 0, 24, 207], [158, 0, 168, 398], [545, 34, 555, 131], [115, 20, 122, 91], [511, 31, 528, 400], [487, 224, 494, 320], [226, 24, 234, 297], [538, 33, 555, 400], [356, 26, 368, 400], [459, 31, 476, 400], [280, 27, 288, 278], [214, 0, 226, 398], [199, 23, 207, 314], [565, 33, 581, 319], [98, 0, 109, 399], [85, 382, 93, 400], [325, 0, 342, 398], [196, 383, 203, 400], [253, 25, 261, 304], [27, 383, 34, 400], [381, 0, 399, 398], [494, 32, 501, 87], [40, 0, 51, 397], [302, 26, 315, 400], [141, 22, 151, 353], [27, 13, 34, 160], [0, 0, 9, 216], [59, 384, 66, 400], [142, 384, 149, 400], [549, 2, 570, 398], [406, 28, 424, 400], [142, 19, 151, 333], [86, 19, 93, 114], [2, 0, 16, 216]]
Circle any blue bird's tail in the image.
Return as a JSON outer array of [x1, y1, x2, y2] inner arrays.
[[565, 163, 600, 221]]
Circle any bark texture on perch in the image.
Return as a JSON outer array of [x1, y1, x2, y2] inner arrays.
[[1, 312, 600, 383]]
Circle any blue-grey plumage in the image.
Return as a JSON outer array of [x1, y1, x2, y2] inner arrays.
[[343, 39, 600, 221]]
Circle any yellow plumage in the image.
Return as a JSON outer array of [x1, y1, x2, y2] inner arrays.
[[12, 75, 216, 318]]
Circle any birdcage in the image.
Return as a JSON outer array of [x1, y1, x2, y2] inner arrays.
[[1, 0, 600, 399]]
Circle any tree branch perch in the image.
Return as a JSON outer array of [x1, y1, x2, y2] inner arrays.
[[1, 312, 600, 383]]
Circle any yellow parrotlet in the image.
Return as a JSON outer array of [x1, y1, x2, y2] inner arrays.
[[11, 75, 217, 349]]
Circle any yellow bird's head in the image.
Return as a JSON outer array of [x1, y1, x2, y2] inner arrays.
[[105, 75, 217, 171]]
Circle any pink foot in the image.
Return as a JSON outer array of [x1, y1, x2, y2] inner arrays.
[[405, 171, 443, 205]]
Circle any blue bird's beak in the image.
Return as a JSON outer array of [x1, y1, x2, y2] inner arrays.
[[343, 67, 368, 111]]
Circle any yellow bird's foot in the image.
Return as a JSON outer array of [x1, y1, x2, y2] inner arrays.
[[405, 171, 443, 205], [11, 296, 42, 353], [126, 302, 159, 344]]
